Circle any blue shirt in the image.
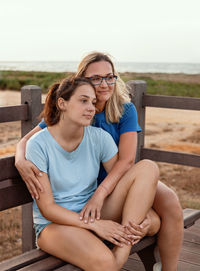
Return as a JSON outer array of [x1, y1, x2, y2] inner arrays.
[[39, 102, 141, 184], [26, 126, 118, 224]]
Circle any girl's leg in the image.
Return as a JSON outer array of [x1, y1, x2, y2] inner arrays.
[[153, 181, 183, 271], [37, 223, 118, 271], [101, 159, 160, 269]]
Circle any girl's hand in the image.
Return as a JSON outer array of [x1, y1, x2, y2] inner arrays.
[[15, 159, 44, 199], [91, 219, 131, 247], [79, 187, 107, 223], [125, 215, 151, 245]]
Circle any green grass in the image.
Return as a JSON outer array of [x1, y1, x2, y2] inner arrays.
[[121, 75, 200, 97], [0, 70, 200, 97], [0, 71, 73, 93]]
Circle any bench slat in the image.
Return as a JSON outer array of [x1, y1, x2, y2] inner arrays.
[[0, 249, 48, 271], [183, 208, 200, 229], [54, 265, 82, 271], [18, 256, 65, 271]]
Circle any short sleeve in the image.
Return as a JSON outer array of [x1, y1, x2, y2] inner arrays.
[[38, 120, 47, 129], [26, 136, 48, 173], [119, 103, 142, 135], [100, 129, 118, 162]]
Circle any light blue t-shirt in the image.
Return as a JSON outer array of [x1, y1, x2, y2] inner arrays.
[[26, 126, 118, 224], [38, 102, 141, 184]]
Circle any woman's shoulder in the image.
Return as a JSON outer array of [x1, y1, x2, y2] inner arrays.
[[121, 102, 137, 119], [123, 102, 136, 111]]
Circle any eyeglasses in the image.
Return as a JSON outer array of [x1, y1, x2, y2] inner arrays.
[[86, 75, 118, 86]]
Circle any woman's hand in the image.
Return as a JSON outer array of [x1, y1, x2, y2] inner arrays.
[[125, 215, 151, 245], [80, 187, 107, 223], [90, 219, 131, 247], [15, 159, 44, 199]]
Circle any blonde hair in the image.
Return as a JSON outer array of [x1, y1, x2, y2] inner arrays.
[[75, 51, 131, 123]]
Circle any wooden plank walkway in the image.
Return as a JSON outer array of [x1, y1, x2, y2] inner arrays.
[[121, 218, 200, 271]]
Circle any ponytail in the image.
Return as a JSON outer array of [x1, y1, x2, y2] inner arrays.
[[40, 82, 60, 126]]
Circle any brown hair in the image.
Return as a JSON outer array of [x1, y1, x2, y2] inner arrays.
[[41, 77, 95, 126], [75, 52, 130, 123]]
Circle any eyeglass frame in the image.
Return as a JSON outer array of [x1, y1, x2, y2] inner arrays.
[[86, 75, 118, 86]]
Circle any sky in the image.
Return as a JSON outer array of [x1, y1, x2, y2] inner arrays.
[[0, 0, 200, 63]]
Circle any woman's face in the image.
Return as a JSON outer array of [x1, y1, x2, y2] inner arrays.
[[84, 61, 115, 111], [61, 84, 96, 126]]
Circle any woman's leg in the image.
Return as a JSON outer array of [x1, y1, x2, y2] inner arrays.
[[37, 223, 118, 271], [153, 181, 184, 271], [101, 159, 160, 269]]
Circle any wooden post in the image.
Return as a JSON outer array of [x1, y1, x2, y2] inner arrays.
[[126, 80, 146, 162], [21, 85, 42, 252]]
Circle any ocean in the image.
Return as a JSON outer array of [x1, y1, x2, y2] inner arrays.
[[0, 61, 200, 74]]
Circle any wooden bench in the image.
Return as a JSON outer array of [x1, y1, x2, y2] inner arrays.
[[0, 81, 200, 271]]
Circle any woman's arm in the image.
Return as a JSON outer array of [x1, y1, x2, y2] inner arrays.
[[36, 171, 130, 247], [99, 131, 137, 193], [15, 125, 43, 198], [80, 132, 137, 222]]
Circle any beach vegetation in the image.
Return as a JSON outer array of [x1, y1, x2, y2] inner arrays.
[[0, 70, 200, 97]]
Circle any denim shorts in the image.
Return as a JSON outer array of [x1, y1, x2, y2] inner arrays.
[[34, 222, 51, 240]]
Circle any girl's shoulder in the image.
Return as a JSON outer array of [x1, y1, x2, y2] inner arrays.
[[86, 125, 108, 136]]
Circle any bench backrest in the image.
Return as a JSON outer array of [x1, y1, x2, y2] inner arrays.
[[0, 81, 200, 252]]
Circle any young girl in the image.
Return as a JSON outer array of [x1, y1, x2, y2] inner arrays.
[[25, 77, 159, 270]]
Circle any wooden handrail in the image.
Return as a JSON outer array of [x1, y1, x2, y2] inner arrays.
[[141, 148, 200, 168], [143, 94, 200, 110], [0, 104, 28, 122]]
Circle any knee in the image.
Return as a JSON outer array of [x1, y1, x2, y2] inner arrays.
[[158, 187, 183, 223], [89, 252, 117, 271], [139, 159, 160, 182]]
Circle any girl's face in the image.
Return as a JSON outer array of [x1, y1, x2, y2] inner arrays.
[[61, 84, 96, 126], [84, 61, 115, 111]]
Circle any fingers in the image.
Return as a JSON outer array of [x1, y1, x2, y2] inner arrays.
[[140, 218, 150, 229], [17, 161, 44, 200], [32, 166, 44, 192], [126, 222, 143, 237], [79, 206, 101, 223]]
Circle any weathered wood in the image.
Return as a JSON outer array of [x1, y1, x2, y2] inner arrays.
[[0, 249, 48, 271], [141, 148, 200, 168], [0, 104, 28, 123], [143, 94, 200, 110], [183, 209, 200, 228], [19, 256, 65, 271], [0, 156, 19, 181], [0, 178, 32, 211], [55, 265, 82, 271], [127, 80, 146, 162], [21, 85, 42, 135], [21, 85, 42, 253]]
